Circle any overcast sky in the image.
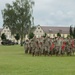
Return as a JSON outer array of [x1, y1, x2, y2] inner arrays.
[[0, 0, 75, 28]]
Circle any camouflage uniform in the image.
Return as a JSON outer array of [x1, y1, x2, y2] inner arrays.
[[57, 37, 62, 55], [44, 37, 49, 56], [24, 40, 29, 54]]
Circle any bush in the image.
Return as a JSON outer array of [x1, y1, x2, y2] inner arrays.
[[1, 39, 15, 45], [28, 32, 34, 39]]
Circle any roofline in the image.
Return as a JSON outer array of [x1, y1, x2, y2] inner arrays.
[[41, 26, 70, 28]]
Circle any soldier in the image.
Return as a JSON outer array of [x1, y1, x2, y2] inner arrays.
[[29, 39, 33, 54], [33, 38, 39, 56], [55, 37, 59, 56], [57, 37, 62, 55], [39, 37, 44, 55], [42, 38, 45, 55], [51, 39, 55, 56], [47, 37, 51, 56], [61, 38, 66, 55], [24, 40, 26, 53], [31, 40, 35, 56], [43, 38, 47, 56], [24, 40, 29, 54], [71, 39, 75, 55], [66, 39, 71, 56]]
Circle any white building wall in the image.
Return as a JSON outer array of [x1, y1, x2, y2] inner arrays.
[[33, 25, 69, 38], [34, 25, 45, 38], [1, 26, 12, 40]]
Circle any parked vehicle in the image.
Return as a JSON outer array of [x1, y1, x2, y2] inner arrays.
[[1, 39, 15, 45]]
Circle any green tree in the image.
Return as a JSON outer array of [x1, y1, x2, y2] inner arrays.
[[70, 25, 73, 37], [2, 0, 34, 46], [73, 27, 75, 38], [15, 33, 20, 43], [1, 33, 6, 40], [28, 26, 36, 35], [67, 34, 70, 39], [43, 33, 47, 38], [57, 33, 61, 37], [28, 32, 34, 39]]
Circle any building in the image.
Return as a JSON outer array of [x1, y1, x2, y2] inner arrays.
[[0, 26, 15, 45], [0, 26, 29, 45], [34, 25, 70, 38], [1, 26, 12, 40], [0, 26, 20, 44]]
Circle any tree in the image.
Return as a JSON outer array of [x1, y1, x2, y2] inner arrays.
[[43, 33, 47, 38], [73, 27, 75, 38], [28, 26, 35, 39], [70, 25, 73, 37], [1, 33, 6, 40], [67, 34, 70, 39], [15, 33, 20, 43], [28, 32, 34, 39], [2, 0, 34, 46], [57, 33, 61, 37]]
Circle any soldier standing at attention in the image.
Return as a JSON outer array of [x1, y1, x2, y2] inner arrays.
[[24, 40, 29, 54], [31, 39, 35, 56], [55, 37, 61, 56], [44, 37, 48, 56], [57, 37, 62, 55]]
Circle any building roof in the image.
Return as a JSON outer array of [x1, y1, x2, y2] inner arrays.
[[41, 26, 70, 34], [0, 28, 3, 32]]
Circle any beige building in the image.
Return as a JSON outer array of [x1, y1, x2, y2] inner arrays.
[[1, 26, 12, 40], [0, 26, 15, 44], [34, 25, 70, 38], [0, 26, 21, 44], [34, 25, 45, 38], [0, 26, 29, 45]]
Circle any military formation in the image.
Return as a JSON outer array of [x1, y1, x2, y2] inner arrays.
[[24, 36, 75, 56]]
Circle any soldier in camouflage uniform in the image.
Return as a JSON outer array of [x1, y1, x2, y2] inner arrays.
[[61, 38, 66, 55], [70, 39, 75, 55], [31, 40, 35, 56], [43, 37, 48, 56], [56, 37, 62, 55], [55, 37, 59, 56], [24, 40, 29, 54], [65, 39, 71, 56], [38, 37, 44, 55], [47, 37, 51, 56]]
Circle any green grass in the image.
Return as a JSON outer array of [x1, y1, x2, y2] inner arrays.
[[0, 45, 75, 75]]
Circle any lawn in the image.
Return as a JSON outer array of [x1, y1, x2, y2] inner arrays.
[[0, 45, 75, 75]]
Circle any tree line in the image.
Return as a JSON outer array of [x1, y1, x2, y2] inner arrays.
[[70, 25, 75, 38]]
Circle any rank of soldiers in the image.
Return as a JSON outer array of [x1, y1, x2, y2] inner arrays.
[[24, 36, 75, 56]]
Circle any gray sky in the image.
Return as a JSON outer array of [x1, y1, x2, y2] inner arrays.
[[0, 0, 75, 28]]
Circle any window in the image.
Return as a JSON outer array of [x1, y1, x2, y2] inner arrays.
[[40, 31, 42, 32], [38, 27, 40, 29], [6, 27, 8, 29]]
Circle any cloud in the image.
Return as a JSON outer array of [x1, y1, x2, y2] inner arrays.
[[33, 0, 75, 26], [0, 0, 15, 28], [0, 0, 75, 27]]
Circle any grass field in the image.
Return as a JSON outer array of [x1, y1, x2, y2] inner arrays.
[[0, 45, 75, 75]]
